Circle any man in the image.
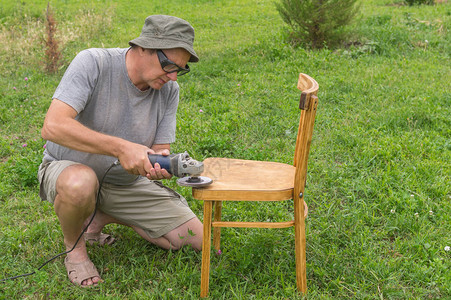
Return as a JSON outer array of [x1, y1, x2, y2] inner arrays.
[[38, 15, 202, 287]]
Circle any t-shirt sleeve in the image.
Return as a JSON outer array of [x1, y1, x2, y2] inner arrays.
[[153, 82, 179, 145], [52, 50, 99, 113]]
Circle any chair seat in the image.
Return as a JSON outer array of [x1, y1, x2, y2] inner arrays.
[[193, 158, 295, 201]]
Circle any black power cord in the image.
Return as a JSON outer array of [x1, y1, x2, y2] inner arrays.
[[0, 161, 117, 283]]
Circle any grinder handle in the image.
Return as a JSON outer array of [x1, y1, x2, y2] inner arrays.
[[148, 154, 172, 174]]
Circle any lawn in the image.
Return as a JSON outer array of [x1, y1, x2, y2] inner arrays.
[[0, 0, 450, 299]]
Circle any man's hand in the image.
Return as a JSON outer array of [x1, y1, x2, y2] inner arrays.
[[117, 143, 172, 180], [146, 148, 172, 180]]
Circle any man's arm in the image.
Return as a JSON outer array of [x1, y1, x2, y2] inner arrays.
[[42, 99, 170, 179]]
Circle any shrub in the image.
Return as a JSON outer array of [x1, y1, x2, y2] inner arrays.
[[44, 3, 62, 73], [404, 0, 435, 5], [276, 0, 360, 49]]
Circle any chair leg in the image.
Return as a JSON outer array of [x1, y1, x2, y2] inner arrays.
[[213, 201, 222, 251], [294, 197, 307, 294], [201, 200, 213, 298]]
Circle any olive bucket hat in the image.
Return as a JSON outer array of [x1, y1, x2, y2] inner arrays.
[[129, 15, 199, 62]]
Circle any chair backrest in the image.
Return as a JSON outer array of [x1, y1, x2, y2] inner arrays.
[[293, 73, 319, 204]]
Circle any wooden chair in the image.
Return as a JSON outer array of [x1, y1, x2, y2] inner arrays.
[[192, 73, 319, 298]]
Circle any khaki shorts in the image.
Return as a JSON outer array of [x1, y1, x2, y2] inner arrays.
[[38, 160, 196, 239]]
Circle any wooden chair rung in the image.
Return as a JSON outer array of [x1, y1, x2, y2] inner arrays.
[[212, 220, 295, 229]]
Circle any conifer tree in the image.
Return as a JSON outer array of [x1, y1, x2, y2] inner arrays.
[[276, 0, 360, 49]]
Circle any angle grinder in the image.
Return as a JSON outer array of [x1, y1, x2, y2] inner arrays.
[[148, 151, 213, 187]]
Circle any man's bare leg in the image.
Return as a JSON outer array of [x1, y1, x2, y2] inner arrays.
[[84, 210, 202, 251], [54, 164, 100, 286], [133, 217, 203, 251], [83, 209, 126, 234]]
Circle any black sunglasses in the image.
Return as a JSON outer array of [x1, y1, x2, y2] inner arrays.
[[156, 50, 190, 76]]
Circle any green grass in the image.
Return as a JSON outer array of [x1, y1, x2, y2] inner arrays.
[[1, 0, 450, 299]]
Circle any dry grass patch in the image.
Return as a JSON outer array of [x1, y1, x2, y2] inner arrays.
[[0, 7, 114, 71]]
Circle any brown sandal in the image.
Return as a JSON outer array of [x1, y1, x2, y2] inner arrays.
[[64, 257, 101, 287], [83, 232, 116, 246]]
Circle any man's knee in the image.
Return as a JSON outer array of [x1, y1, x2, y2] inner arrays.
[[55, 164, 98, 206], [166, 218, 203, 251]]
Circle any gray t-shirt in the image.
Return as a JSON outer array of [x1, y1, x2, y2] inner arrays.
[[42, 48, 179, 185]]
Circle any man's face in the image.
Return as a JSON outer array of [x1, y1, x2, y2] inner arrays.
[[139, 48, 191, 90]]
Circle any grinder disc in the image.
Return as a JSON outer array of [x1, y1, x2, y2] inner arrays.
[[177, 176, 213, 187]]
